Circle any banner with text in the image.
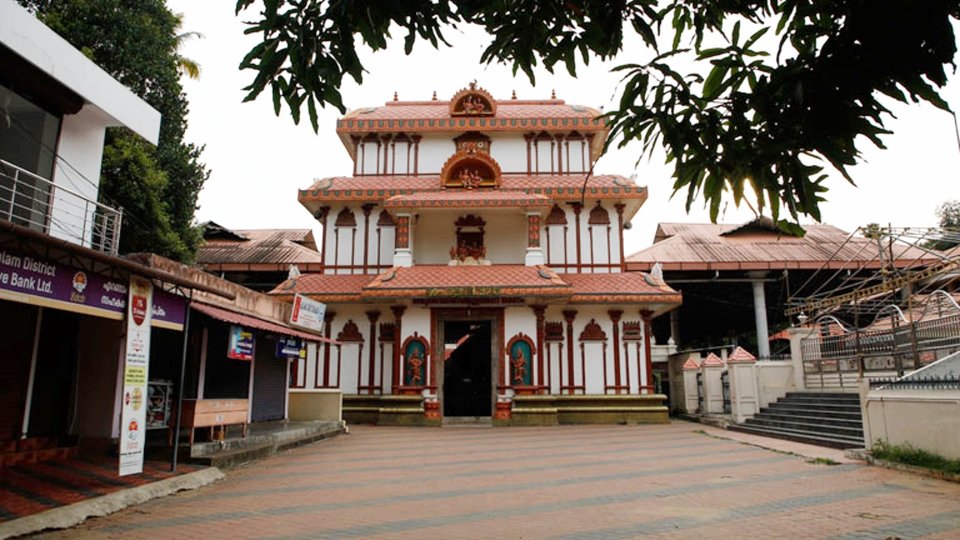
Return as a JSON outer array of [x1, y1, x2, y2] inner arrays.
[[119, 276, 153, 476], [0, 248, 185, 329], [289, 293, 326, 334]]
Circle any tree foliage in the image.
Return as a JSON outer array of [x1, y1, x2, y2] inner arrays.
[[235, 0, 959, 231], [19, 0, 208, 262], [929, 199, 960, 250]]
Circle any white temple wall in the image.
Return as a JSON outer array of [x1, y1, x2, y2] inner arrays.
[[324, 205, 395, 274], [372, 219, 395, 269], [414, 210, 526, 264], [359, 141, 380, 175], [417, 135, 457, 174], [544, 203, 622, 273], [488, 134, 527, 173]]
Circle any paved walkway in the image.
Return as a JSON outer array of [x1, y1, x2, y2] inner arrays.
[[39, 422, 960, 539]]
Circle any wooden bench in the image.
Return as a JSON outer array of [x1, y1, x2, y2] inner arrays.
[[170, 399, 249, 445]]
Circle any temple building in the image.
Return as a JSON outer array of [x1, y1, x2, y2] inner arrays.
[[270, 83, 682, 425]]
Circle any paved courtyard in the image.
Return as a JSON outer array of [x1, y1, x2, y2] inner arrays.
[[40, 423, 960, 539]]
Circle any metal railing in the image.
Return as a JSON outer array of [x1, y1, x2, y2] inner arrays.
[[0, 159, 122, 254], [869, 376, 960, 391], [801, 312, 960, 383]]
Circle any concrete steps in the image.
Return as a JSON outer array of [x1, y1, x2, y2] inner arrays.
[[728, 392, 864, 449]]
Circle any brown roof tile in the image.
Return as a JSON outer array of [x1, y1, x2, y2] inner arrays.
[[629, 222, 936, 271]]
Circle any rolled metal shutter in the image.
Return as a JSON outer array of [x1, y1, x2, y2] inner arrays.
[[251, 336, 287, 421]]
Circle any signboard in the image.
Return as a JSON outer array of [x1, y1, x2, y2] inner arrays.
[[227, 325, 255, 360], [276, 336, 303, 358], [0, 248, 185, 329], [119, 276, 152, 476], [289, 293, 326, 333]]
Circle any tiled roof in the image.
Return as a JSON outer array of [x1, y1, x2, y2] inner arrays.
[[192, 301, 334, 343], [270, 274, 374, 302], [337, 100, 605, 134], [559, 272, 682, 305], [628, 220, 937, 271], [299, 174, 647, 203], [363, 265, 571, 298], [198, 228, 323, 268], [383, 191, 552, 209], [269, 266, 681, 312]]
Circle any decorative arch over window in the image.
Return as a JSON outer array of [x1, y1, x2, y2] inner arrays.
[[439, 150, 502, 189], [401, 332, 429, 386], [579, 319, 608, 341], [588, 201, 610, 225], [546, 204, 567, 225], [335, 207, 357, 227], [376, 209, 395, 227], [506, 333, 536, 386], [449, 81, 496, 117], [337, 320, 364, 342]]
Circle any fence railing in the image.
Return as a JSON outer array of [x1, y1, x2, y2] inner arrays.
[[0, 159, 122, 254], [801, 313, 960, 381], [869, 376, 960, 391]]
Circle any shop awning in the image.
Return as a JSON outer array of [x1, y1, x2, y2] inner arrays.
[[191, 302, 336, 344]]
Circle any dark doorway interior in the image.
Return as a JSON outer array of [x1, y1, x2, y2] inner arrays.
[[442, 320, 492, 417]]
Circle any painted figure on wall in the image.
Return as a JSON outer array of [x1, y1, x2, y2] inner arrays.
[[404, 338, 428, 386], [508, 337, 534, 386]]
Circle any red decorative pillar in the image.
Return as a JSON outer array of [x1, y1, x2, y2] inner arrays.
[[531, 305, 546, 387], [608, 310, 623, 393], [562, 310, 577, 394], [527, 214, 541, 249], [361, 204, 375, 274], [570, 203, 583, 272], [390, 305, 406, 394], [365, 310, 380, 393], [641, 309, 654, 393], [321, 310, 336, 387]]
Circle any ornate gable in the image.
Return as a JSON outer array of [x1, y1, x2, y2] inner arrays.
[[335, 207, 356, 227], [579, 319, 607, 341], [337, 320, 364, 342], [546, 204, 567, 225], [450, 81, 496, 117], [588, 201, 610, 225]]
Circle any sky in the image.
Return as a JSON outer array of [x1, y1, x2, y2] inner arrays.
[[169, 2, 960, 256]]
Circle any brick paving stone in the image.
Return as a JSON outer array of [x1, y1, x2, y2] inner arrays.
[[34, 421, 960, 539]]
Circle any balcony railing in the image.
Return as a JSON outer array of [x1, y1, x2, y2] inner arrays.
[[0, 159, 122, 254]]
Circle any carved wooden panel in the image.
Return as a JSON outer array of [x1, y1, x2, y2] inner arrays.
[[579, 319, 607, 341]]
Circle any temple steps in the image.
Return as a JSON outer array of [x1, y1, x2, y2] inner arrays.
[[728, 392, 864, 449]]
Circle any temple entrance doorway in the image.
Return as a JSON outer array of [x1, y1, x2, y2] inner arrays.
[[441, 320, 493, 419]]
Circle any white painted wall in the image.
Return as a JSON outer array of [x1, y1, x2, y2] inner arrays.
[[1, 2, 160, 142], [488, 134, 527, 173], [414, 210, 526, 264], [544, 203, 622, 273], [48, 107, 108, 245], [417, 135, 457, 174]]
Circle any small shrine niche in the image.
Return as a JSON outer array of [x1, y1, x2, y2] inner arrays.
[[450, 81, 496, 117], [449, 214, 491, 266], [439, 151, 502, 189], [454, 131, 491, 155]]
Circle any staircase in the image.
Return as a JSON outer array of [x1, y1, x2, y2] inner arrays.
[[728, 392, 864, 449]]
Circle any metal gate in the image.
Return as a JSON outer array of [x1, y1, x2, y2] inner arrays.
[[696, 372, 704, 413], [721, 370, 731, 414]]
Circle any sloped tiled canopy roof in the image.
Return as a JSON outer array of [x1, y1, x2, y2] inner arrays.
[[197, 228, 323, 270], [382, 191, 553, 210], [269, 265, 681, 316], [627, 219, 937, 272], [300, 174, 648, 221]]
